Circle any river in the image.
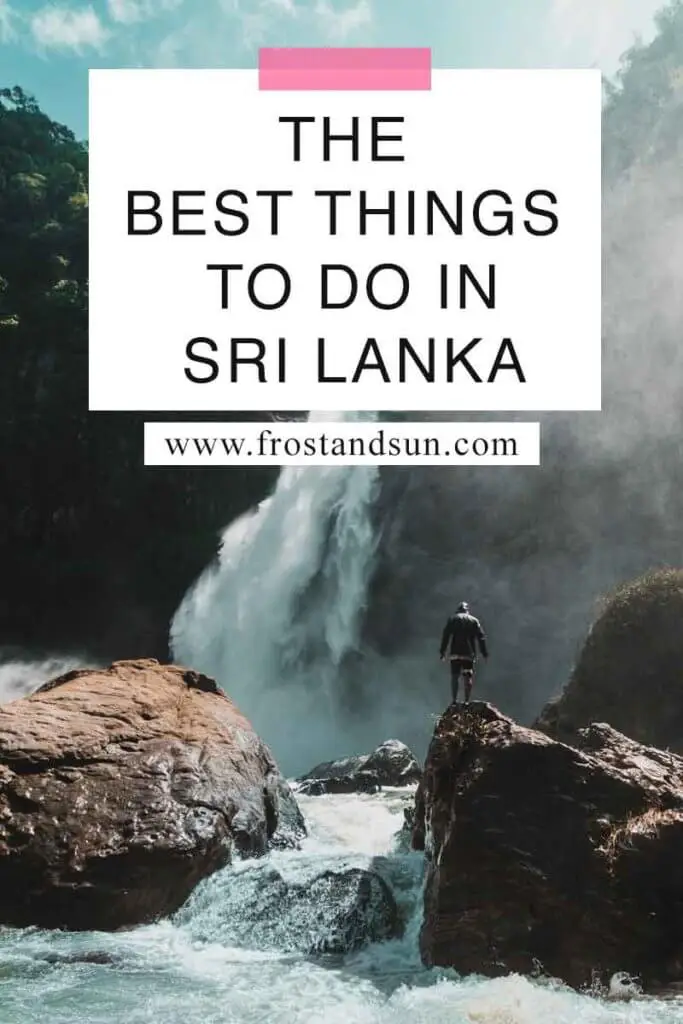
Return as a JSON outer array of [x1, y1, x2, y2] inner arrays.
[[1, 783, 681, 1024]]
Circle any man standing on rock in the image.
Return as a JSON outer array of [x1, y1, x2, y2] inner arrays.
[[439, 602, 489, 704]]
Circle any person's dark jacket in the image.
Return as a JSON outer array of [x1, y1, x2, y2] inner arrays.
[[440, 612, 488, 660]]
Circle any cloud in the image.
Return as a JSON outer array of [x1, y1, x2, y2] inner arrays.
[[0, 0, 16, 42], [107, 0, 145, 23], [152, 0, 372, 64], [544, 0, 663, 71], [31, 4, 109, 51], [106, 0, 183, 25], [314, 0, 371, 38], [181, 0, 302, 52], [11, 0, 373, 64], [263, 0, 298, 14]]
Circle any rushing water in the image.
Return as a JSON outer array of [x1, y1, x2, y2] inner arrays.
[[0, 785, 681, 1024], [0, 654, 89, 703], [171, 412, 382, 776]]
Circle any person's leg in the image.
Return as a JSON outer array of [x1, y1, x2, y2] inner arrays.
[[463, 660, 475, 702], [450, 660, 460, 703]]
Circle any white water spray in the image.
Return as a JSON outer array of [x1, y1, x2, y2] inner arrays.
[[0, 788, 669, 1024], [171, 412, 381, 775], [0, 654, 91, 704]]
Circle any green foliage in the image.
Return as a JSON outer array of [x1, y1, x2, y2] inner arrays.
[[0, 86, 276, 659], [0, 84, 88, 331]]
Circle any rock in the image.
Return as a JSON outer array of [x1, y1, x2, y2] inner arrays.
[[413, 700, 683, 992], [267, 775, 308, 850], [364, 740, 422, 785], [535, 569, 683, 751], [296, 771, 382, 797], [40, 952, 121, 967], [177, 861, 401, 955], [297, 739, 421, 795], [0, 658, 305, 930], [394, 805, 416, 853]]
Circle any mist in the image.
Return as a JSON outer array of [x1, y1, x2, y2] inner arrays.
[[0, 653, 91, 704], [344, 9, 683, 746], [173, 8, 683, 775]]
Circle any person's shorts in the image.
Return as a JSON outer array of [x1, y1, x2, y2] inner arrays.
[[450, 657, 475, 675]]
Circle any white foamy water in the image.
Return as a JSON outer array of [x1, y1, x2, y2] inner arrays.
[[0, 654, 90, 703], [171, 411, 381, 776], [0, 789, 680, 1024]]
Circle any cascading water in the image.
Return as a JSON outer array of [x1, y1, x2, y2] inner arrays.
[[171, 411, 381, 776]]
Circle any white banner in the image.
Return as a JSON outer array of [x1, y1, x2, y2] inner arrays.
[[89, 68, 601, 413], [143, 421, 541, 467]]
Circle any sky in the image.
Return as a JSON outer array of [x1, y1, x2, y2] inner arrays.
[[0, 0, 671, 138]]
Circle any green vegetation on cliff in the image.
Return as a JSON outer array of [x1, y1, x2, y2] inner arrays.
[[0, 86, 275, 659]]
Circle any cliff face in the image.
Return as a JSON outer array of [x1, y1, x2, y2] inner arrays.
[[0, 88, 278, 661], [0, 658, 304, 930], [0, 443, 275, 662], [413, 701, 683, 992]]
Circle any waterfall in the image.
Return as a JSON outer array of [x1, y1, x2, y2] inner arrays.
[[170, 412, 381, 775]]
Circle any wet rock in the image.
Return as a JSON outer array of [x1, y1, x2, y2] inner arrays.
[[297, 739, 421, 796], [364, 740, 422, 786], [414, 700, 683, 992], [296, 771, 382, 797], [40, 951, 120, 967], [267, 775, 308, 850], [393, 805, 416, 853], [0, 658, 304, 930], [304, 868, 400, 954], [178, 862, 401, 955]]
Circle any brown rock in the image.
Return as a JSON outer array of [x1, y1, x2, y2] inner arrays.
[[0, 658, 303, 930], [413, 701, 683, 991], [535, 568, 683, 751]]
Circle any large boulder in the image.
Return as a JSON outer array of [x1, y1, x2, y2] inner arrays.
[[535, 569, 683, 751], [413, 701, 683, 992], [177, 862, 401, 955], [0, 658, 304, 930], [296, 739, 421, 796]]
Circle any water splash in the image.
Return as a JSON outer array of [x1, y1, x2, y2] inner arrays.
[[0, 654, 90, 704], [171, 412, 381, 775], [0, 789, 676, 1024]]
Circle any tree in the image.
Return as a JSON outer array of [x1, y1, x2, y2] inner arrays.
[[0, 87, 275, 660]]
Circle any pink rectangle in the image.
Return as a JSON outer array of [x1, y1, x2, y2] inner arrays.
[[259, 47, 431, 90]]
